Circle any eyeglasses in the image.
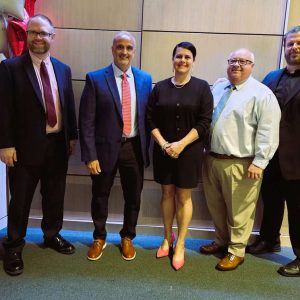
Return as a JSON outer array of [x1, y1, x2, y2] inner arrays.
[[26, 30, 54, 38], [227, 59, 253, 66]]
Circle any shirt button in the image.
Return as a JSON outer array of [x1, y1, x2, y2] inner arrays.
[[176, 115, 180, 119], [177, 103, 180, 107], [177, 128, 180, 131]]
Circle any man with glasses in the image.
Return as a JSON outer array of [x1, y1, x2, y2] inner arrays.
[[200, 48, 281, 271], [0, 14, 78, 276], [247, 26, 300, 277]]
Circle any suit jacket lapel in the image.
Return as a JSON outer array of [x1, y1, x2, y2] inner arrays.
[[23, 52, 44, 109], [268, 69, 284, 91], [51, 57, 65, 109], [105, 65, 122, 119], [132, 67, 142, 117]]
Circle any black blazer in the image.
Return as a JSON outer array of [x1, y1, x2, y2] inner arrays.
[[79, 64, 152, 172], [263, 69, 300, 180], [0, 52, 78, 165]]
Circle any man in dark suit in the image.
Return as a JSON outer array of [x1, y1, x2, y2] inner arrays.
[[247, 26, 300, 277], [0, 15, 78, 276], [79, 31, 152, 261]]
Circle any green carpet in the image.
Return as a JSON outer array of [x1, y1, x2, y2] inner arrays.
[[0, 229, 299, 300]]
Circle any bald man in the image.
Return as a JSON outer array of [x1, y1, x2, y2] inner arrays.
[[200, 48, 281, 271], [79, 31, 152, 262]]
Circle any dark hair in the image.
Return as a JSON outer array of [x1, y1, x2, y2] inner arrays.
[[172, 42, 196, 61], [27, 14, 54, 29], [283, 25, 300, 46]]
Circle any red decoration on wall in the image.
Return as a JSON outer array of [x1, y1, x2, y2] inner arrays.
[[25, 0, 36, 17], [7, 9, 29, 56]]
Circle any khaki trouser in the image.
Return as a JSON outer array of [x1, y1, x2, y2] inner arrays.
[[202, 155, 262, 257]]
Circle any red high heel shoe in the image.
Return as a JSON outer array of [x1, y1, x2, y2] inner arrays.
[[172, 247, 185, 270], [156, 232, 176, 258]]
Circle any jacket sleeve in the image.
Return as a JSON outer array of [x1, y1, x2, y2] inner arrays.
[[66, 66, 78, 141], [0, 61, 15, 148], [79, 73, 98, 162]]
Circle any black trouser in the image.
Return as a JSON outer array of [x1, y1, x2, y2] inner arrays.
[[91, 137, 144, 240], [260, 154, 300, 257], [3, 132, 68, 253]]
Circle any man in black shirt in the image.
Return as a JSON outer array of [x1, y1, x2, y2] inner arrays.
[[247, 26, 300, 277]]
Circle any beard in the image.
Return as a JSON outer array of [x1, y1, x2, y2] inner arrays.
[[27, 41, 50, 55], [285, 52, 300, 66]]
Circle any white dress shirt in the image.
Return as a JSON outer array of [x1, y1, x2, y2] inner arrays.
[[211, 76, 281, 169], [29, 51, 62, 134]]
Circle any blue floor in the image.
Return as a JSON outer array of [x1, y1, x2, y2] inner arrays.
[[0, 227, 295, 261]]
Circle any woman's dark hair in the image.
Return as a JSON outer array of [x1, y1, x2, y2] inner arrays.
[[172, 42, 196, 61]]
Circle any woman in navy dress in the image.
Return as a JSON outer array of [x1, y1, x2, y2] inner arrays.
[[146, 42, 213, 270]]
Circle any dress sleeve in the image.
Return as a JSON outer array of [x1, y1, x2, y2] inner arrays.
[[193, 81, 213, 141], [146, 83, 159, 131]]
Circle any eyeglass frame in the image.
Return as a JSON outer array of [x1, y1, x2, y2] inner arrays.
[[227, 59, 254, 66], [26, 30, 54, 38]]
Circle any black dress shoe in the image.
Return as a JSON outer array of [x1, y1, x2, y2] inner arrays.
[[278, 258, 300, 277], [3, 251, 24, 276], [44, 235, 75, 254], [247, 239, 281, 254]]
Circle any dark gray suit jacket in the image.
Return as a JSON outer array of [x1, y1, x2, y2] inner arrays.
[[0, 52, 78, 165]]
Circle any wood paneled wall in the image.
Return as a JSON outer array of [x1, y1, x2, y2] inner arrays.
[[29, 0, 295, 241]]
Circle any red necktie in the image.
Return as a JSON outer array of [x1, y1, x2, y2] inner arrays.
[[40, 61, 57, 127], [121, 73, 131, 136]]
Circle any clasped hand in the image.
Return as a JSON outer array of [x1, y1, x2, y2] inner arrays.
[[165, 141, 185, 159]]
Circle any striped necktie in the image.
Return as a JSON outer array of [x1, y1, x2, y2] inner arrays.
[[121, 73, 131, 136]]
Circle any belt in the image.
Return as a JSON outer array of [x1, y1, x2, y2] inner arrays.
[[209, 152, 253, 160], [121, 136, 139, 143], [47, 131, 63, 139]]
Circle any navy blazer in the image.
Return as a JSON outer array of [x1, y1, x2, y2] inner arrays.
[[79, 64, 152, 172], [263, 69, 300, 180], [0, 52, 78, 165]]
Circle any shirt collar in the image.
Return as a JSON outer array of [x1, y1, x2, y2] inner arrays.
[[29, 50, 51, 66], [284, 67, 300, 77], [112, 63, 133, 78], [230, 76, 252, 91]]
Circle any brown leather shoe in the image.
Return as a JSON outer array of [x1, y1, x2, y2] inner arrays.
[[87, 239, 107, 261], [200, 242, 227, 254], [216, 253, 244, 271], [121, 237, 136, 261]]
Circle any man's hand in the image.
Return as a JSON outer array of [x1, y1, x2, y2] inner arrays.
[[87, 160, 101, 175], [69, 140, 77, 156], [247, 164, 263, 179], [0, 147, 17, 167]]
